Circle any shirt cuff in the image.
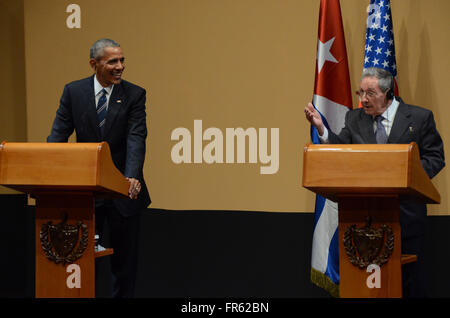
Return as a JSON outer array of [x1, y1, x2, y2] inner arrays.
[[318, 127, 329, 144]]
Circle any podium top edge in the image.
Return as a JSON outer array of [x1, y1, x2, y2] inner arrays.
[[304, 142, 416, 152], [0, 141, 108, 152]]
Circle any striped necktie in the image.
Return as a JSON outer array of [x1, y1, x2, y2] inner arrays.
[[375, 115, 388, 144], [97, 89, 107, 137]]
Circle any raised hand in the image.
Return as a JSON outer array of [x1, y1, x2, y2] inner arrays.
[[304, 103, 325, 136]]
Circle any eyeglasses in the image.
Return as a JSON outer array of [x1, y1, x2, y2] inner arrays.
[[356, 89, 378, 98]]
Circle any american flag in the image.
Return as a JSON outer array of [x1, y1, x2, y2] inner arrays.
[[363, 0, 398, 95]]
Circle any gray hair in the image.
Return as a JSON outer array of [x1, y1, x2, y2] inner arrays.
[[89, 38, 120, 60], [361, 67, 394, 95]]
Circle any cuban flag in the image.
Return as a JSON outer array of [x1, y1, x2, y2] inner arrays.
[[310, 0, 353, 297], [360, 0, 398, 107]]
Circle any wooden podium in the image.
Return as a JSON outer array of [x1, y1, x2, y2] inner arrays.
[[302, 142, 440, 298], [0, 141, 129, 298]]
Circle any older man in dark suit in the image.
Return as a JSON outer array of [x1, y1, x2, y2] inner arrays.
[[305, 67, 445, 297], [47, 38, 151, 297]]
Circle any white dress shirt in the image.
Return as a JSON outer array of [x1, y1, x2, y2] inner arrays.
[[94, 75, 114, 110]]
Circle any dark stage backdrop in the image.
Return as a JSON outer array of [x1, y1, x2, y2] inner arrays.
[[0, 194, 449, 298]]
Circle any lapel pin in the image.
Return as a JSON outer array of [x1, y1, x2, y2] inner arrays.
[[117, 100, 122, 103]]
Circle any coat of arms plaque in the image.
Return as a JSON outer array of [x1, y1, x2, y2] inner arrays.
[[40, 212, 89, 265], [343, 216, 394, 269]]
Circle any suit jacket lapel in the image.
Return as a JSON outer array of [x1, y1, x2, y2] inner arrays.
[[103, 83, 125, 139], [358, 111, 377, 143], [388, 102, 412, 144], [84, 75, 102, 139]]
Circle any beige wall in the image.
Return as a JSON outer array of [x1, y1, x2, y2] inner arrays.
[[4, 0, 449, 214], [0, 0, 27, 194]]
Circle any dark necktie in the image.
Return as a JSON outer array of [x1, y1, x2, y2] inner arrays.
[[375, 115, 388, 144], [97, 89, 107, 137]]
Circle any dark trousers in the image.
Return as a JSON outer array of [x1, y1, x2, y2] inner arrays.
[[95, 201, 141, 298], [400, 199, 428, 298], [402, 234, 427, 298]]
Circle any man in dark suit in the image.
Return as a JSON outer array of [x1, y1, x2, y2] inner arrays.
[[47, 38, 151, 297], [305, 67, 445, 297]]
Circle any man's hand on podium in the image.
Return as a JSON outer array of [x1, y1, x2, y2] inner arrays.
[[126, 177, 141, 199]]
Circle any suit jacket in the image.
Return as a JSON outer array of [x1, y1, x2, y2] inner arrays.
[[328, 97, 445, 239], [47, 75, 151, 216]]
